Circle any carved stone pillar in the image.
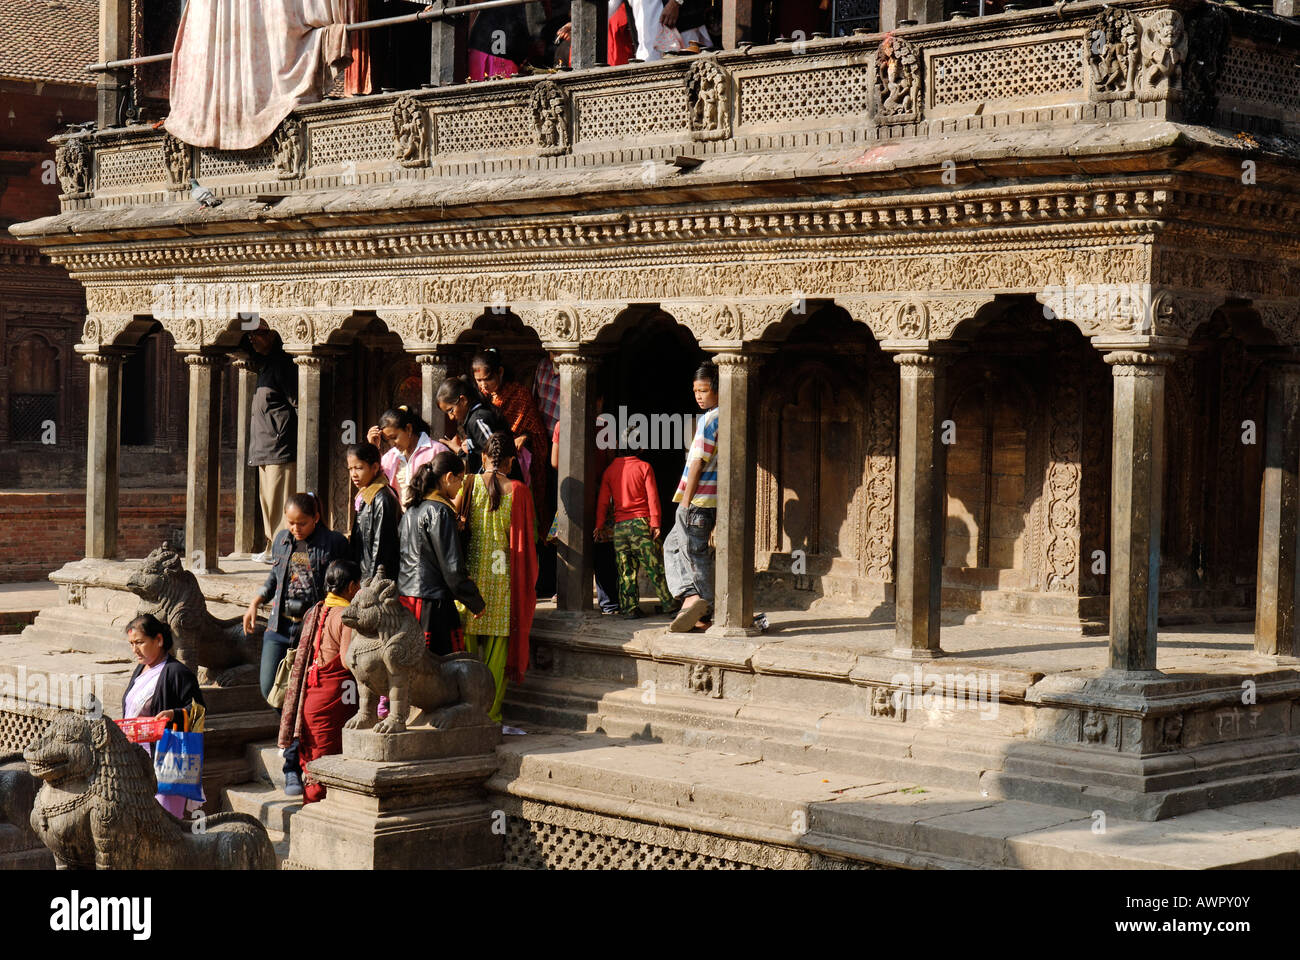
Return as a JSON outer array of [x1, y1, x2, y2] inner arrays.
[[230, 356, 261, 556], [294, 354, 327, 512], [709, 351, 761, 636], [83, 351, 123, 560], [97, 0, 132, 128], [1103, 349, 1174, 675], [183, 354, 224, 573], [1255, 357, 1300, 657], [429, 2, 457, 86], [554, 353, 599, 611], [417, 353, 451, 441], [890, 351, 948, 659]]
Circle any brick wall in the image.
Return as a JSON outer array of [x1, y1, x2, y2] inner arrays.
[[0, 489, 235, 583]]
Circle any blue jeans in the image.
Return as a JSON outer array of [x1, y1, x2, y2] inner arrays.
[[663, 505, 715, 610], [594, 540, 620, 613], [260, 625, 302, 778]]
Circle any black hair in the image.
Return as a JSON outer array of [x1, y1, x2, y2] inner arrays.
[[483, 432, 515, 512], [378, 406, 432, 441], [126, 613, 174, 652], [470, 347, 510, 385], [406, 451, 465, 508], [324, 559, 362, 596], [436, 375, 481, 407], [346, 441, 382, 466], [285, 491, 322, 518], [693, 363, 719, 393]]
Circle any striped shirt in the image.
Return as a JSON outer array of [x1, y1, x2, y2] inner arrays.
[[533, 355, 561, 434], [673, 407, 718, 508]]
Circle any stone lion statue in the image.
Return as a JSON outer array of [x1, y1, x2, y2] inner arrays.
[[342, 571, 496, 734], [23, 711, 276, 870], [126, 542, 263, 686], [0, 753, 40, 846]]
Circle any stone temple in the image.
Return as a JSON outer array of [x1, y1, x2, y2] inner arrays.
[[3, 0, 1300, 870]]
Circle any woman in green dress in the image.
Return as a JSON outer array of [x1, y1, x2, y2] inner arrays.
[[458, 432, 538, 733]]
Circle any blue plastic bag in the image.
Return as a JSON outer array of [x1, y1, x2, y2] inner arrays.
[[154, 726, 204, 801]]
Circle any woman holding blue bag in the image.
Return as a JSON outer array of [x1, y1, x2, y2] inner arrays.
[[121, 613, 206, 818]]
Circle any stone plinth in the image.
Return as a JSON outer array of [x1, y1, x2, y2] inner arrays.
[[284, 724, 503, 870]]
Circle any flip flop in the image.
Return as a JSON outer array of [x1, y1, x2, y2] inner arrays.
[[670, 596, 709, 633]]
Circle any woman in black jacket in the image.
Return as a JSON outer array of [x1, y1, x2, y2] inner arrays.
[[436, 375, 522, 481], [242, 491, 349, 797], [121, 613, 205, 818], [397, 453, 486, 655], [346, 442, 401, 583]]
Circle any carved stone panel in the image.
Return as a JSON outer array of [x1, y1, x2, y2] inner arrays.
[[1137, 10, 1187, 104], [163, 134, 193, 190], [1181, 6, 1229, 122], [873, 35, 922, 125], [531, 81, 571, 156], [56, 137, 92, 198], [1085, 7, 1140, 101], [272, 118, 307, 179], [392, 96, 431, 168], [687, 58, 731, 141]]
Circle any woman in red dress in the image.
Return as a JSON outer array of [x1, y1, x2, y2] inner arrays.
[[278, 559, 362, 804], [471, 348, 550, 530]]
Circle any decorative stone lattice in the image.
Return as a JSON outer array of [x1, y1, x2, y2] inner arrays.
[[575, 85, 689, 143], [0, 704, 56, 755], [436, 102, 533, 155], [873, 35, 922, 124], [1218, 43, 1300, 113], [738, 64, 873, 126], [502, 811, 875, 870], [311, 117, 391, 168], [95, 144, 164, 189], [931, 39, 1083, 107], [199, 143, 275, 179], [1182, 6, 1229, 122]]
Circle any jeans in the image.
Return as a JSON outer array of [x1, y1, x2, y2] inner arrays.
[[594, 540, 620, 613], [663, 505, 716, 610], [260, 624, 303, 778]]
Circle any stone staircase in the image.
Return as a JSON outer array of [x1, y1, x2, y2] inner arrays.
[[221, 740, 301, 866]]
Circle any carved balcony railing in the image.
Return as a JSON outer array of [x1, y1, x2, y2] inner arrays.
[[50, 0, 1300, 213]]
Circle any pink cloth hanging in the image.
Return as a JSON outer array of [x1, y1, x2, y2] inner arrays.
[[165, 0, 353, 150]]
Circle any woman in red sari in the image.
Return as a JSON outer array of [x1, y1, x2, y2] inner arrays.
[[278, 559, 361, 804], [471, 348, 549, 529]]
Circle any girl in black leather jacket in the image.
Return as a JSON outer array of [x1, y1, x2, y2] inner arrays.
[[347, 442, 401, 584], [397, 452, 486, 655]]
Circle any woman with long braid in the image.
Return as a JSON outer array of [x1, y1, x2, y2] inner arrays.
[[458, 432, 537, 734]]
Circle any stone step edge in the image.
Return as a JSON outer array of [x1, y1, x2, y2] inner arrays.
[[489, 776, 986, 871]]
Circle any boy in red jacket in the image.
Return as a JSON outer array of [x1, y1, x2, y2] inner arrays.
[[596, 446, 679, 619]]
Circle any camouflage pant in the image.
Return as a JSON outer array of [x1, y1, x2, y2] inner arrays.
[[613, 518, 675, 614]]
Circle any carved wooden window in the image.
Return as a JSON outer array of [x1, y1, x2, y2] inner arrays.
[[8, 333, 59, 443]]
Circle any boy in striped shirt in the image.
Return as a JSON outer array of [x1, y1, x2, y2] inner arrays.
[[665, 364, 720, 632]]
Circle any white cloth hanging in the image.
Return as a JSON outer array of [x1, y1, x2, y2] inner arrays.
[[165, 0, 352, 150]]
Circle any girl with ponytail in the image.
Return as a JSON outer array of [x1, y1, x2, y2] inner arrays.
[[470, 348, 550, 526], [364, 405, 450, 507], [458, 431, 537, 733]]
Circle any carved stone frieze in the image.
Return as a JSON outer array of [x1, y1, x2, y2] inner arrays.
[[686, 663, 722, 698], [862, 367, 896, 583], [261, 311, 349, 350], [162, 134, 193, 190], [1147, 289, 1217, 339], [376, 305, 440, 349], [272, 118, 307, 179], [873, 35, 922, 125], [1252, 302, 1300, 345], [530, 81, 570, 156], [1137, 10, 1187, 104], [1043, 350, 1082, 594], [55, 137, 92, 198], [894, 300, 929, 340], [687, 58, 730, 141], [392, 96, 431, 168], [81, 313, 135, 348], [1086, 7, 1140, 101]]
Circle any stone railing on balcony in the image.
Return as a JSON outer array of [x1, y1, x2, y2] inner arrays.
[[47, 0, 1300, 215]]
